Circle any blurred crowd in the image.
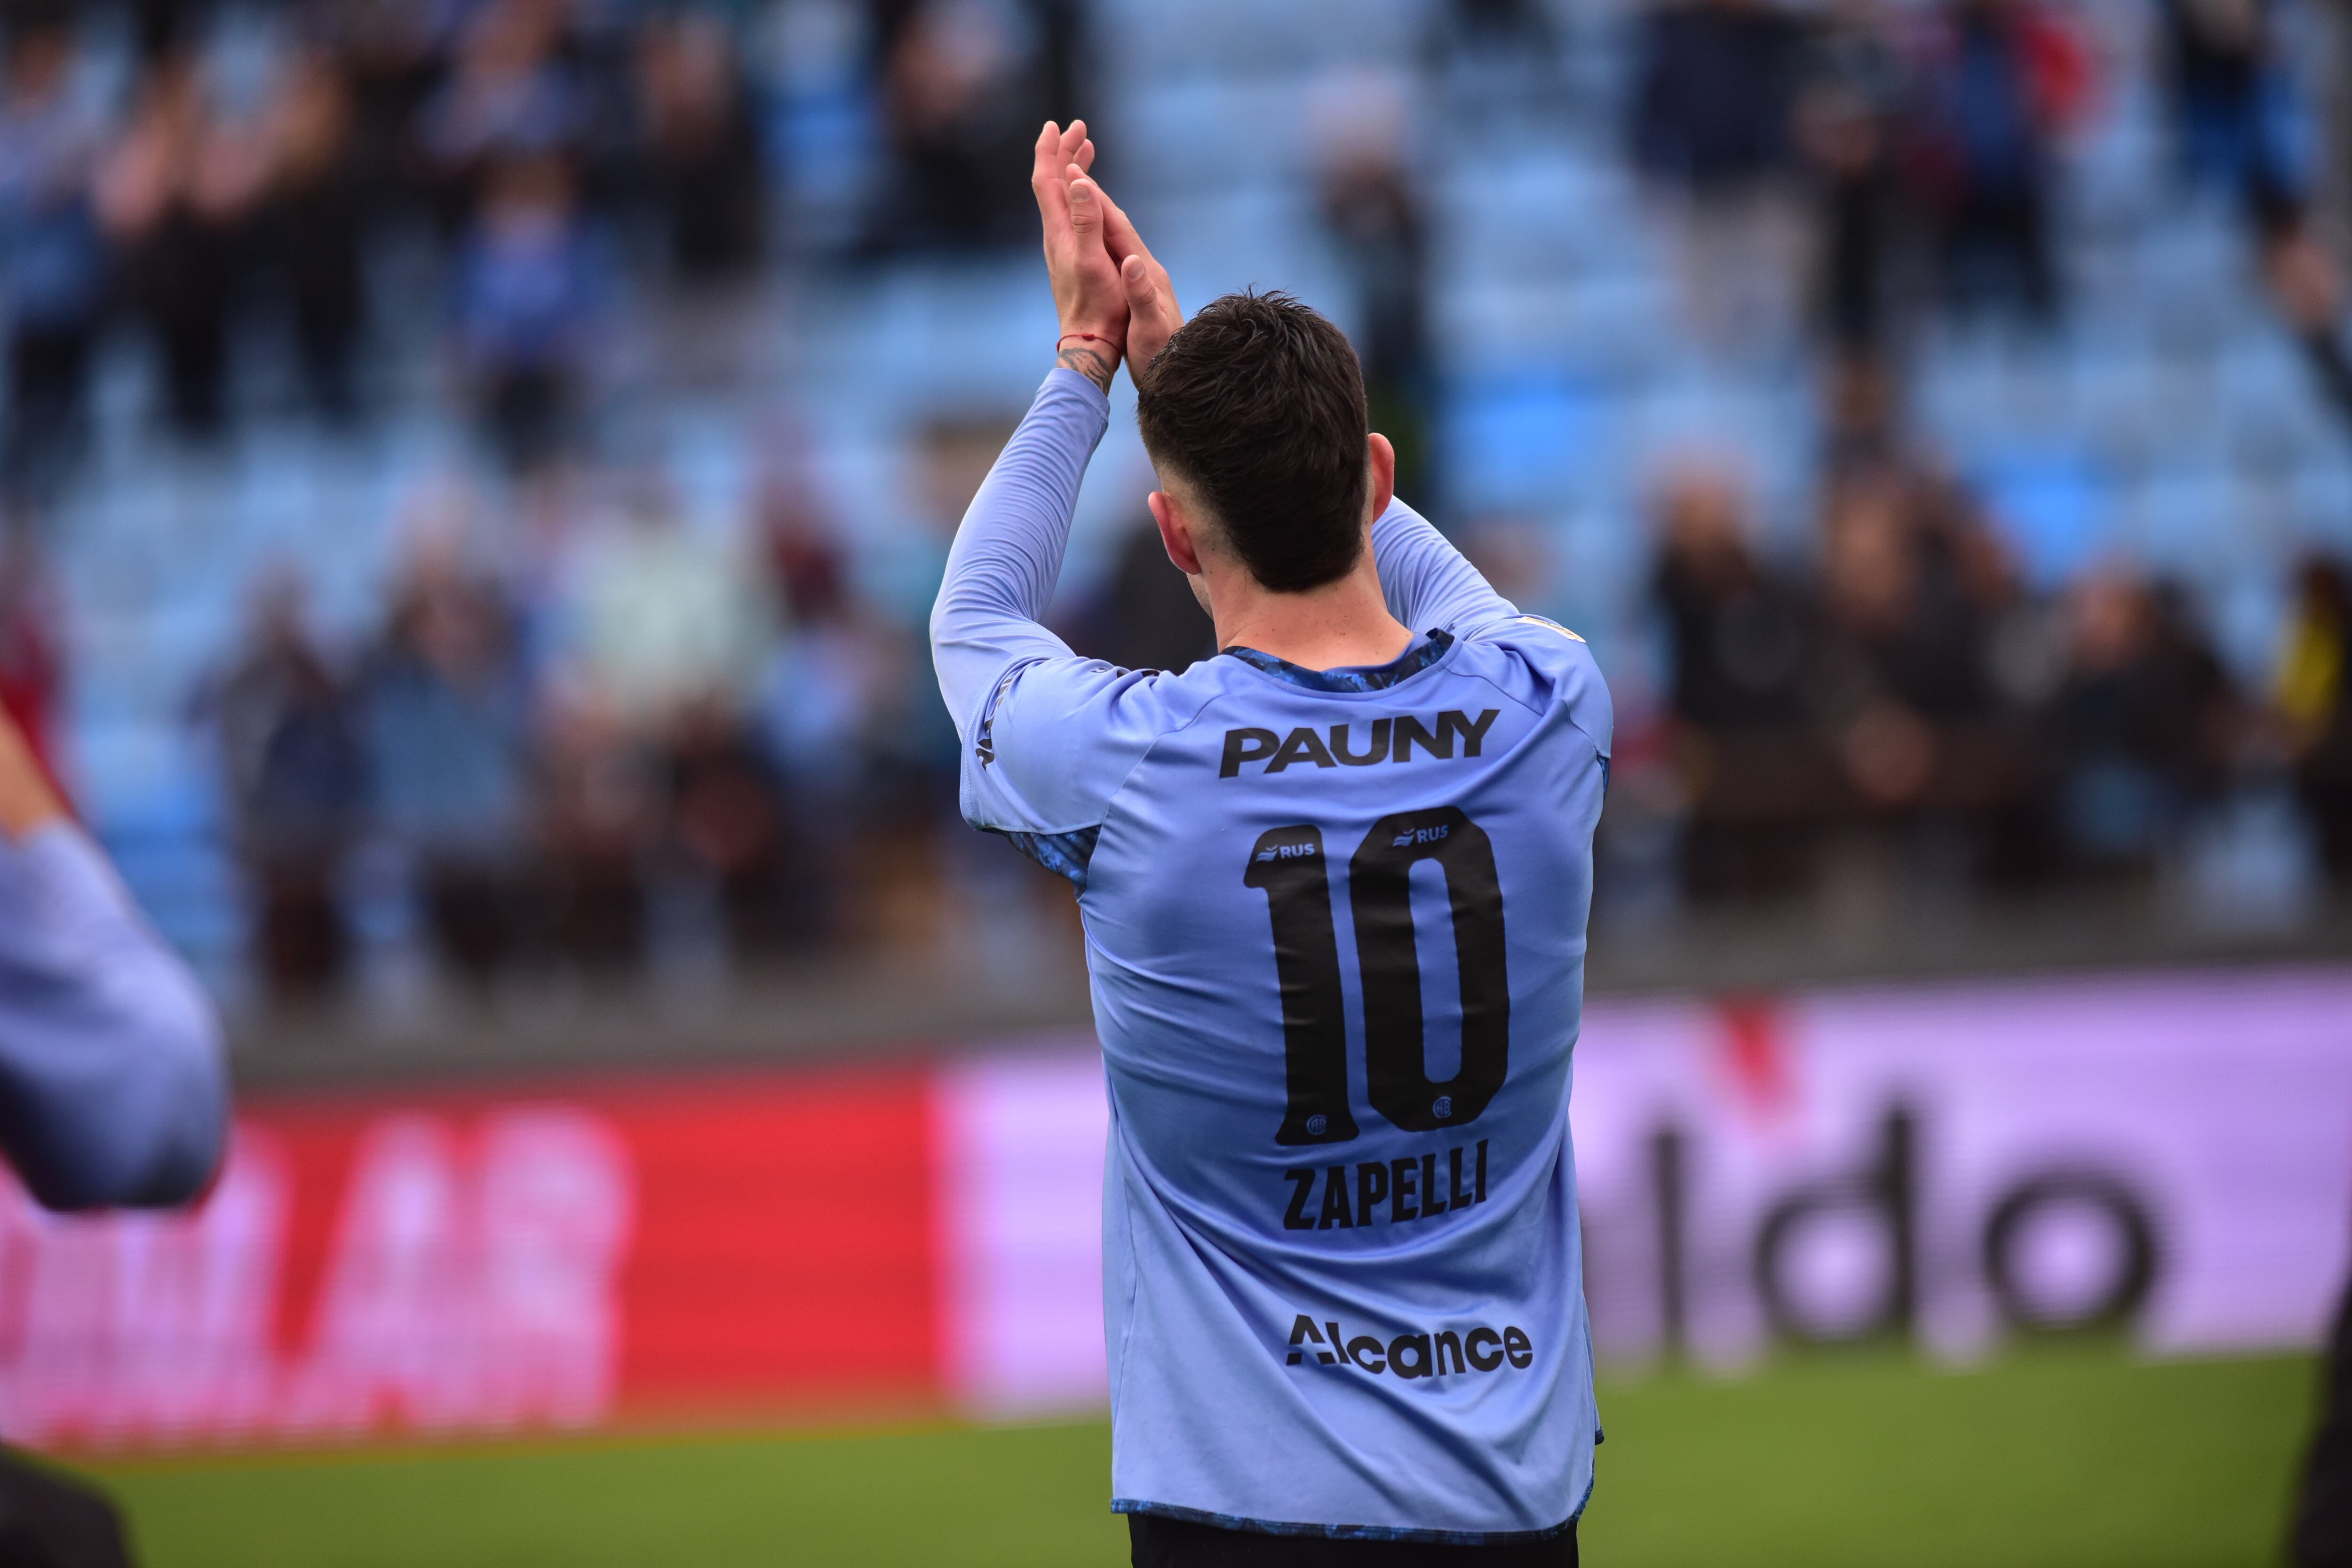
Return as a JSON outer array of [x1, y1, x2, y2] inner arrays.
[[0, 0, 2344, 1004], [188, 422, 1222, 1000], [194, 462, 952, 997], [0, 0, 1092, 489], [0, 0, 770, 484], [0, 0, 1104, 1001], [1610, 0, 2352, 913], [1627, 0, 2352, 405], [1623, 452, 2352, 908]]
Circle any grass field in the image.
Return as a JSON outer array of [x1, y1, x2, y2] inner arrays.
[[72, 1351, 2317, 1567]]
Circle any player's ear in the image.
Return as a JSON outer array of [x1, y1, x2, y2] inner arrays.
[[1151, 490, 1205, 577], [1366, 433, 1397, 524]]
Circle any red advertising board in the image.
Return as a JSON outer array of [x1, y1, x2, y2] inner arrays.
[[0, 1064, 945, 1449]]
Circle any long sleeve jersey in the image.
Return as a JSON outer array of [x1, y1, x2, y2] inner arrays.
[[0, 821, 227, 1211], [931, 368, 1612, 1542]]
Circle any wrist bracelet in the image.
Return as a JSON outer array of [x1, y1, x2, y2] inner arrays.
[[1058, 333, 1114, 350]]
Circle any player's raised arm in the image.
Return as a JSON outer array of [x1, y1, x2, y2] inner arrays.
[[930, 121, 1135, 748], [0, 711, 227, 1211]]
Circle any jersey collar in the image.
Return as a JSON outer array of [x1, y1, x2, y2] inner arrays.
[[1217, 629, 1454, 693]]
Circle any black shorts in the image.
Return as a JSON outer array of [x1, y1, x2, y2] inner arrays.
[[1129, 1512, 1578, 1567]]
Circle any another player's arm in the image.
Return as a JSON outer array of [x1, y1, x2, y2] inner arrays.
[[0, 710, 228, 1211]]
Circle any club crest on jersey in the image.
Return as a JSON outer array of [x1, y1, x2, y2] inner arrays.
[[1220, 709, 1500, 779]]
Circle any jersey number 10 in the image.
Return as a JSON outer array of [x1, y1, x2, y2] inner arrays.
[[1244, 806, 1509, 1146]]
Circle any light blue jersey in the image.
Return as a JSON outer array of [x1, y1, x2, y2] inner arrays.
[[0, 821, 225, 1211], [932, 369, 1611, 1543]]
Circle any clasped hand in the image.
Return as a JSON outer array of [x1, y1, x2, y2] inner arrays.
[[1032, 120, 1182, 392]]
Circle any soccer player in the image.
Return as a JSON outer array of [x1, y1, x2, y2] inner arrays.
[[931, 123, 1610, 1564]]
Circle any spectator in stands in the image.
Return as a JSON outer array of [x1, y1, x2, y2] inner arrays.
[[2042, 571, 2236, 877], [412, 0, 590, 234], [1629, 0, 1809, 352], [546, 469, 775, 974], [753, 481, 902, 944], [360, 532, 532, 989], [1796, 0, 1913, 362], [1819, 350, 1907, 479], [1423, 0, 1565, 119], [867, 0, 1063, 253], [133, 0, 206, 60], [1905, 0, 2089, 326], [1654, 467, 1812, 732], [263, 48, 369, 422], [1649, 464, 1832, 899], [2157, 0, 2352, 436], [1814, 475, 1956, 823], [0, 12, 106, 500], [332, 0, 446, 216], [1321, 149, 1435, 504], [638, 10, 766, 283], [2278, 556, 2352, 892], [757, 475, 896, 802], [454, 153, 601, 471], [562, 477, 772, 737], [537, 687, 654, 976], [96, 49, 270, 440], [2267, 215, 2352, 434], [2161, 0, 2307, 223], [669, 697, 795, 963], [1817, 471, 2000, 749], [1811, 465, 2054, 886], [205, 573, 366, 1001], [551, 476, 779, 964], [1633, 0, 1803, 196]]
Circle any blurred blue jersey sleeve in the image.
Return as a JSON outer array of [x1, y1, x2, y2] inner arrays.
[[0, 821, 228, 1210], [930, 368, 1185, 877], [1372, 499, 1520, 637]]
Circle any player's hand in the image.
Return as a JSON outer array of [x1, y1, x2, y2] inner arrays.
[[1094, 183, 1183, 385], [1032, 119, 1124, 390]]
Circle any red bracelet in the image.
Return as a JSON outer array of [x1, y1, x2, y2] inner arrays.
[[1058, 332, 1115, 349]]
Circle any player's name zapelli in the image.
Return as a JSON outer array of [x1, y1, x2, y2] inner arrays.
[[1282, 1139, 1491, 1232], [1220, 709, 1501, 777], [1283, 1315, 1537, 1380]]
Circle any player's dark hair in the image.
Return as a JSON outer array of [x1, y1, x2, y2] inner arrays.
[[1135, 291, 1369, 595]]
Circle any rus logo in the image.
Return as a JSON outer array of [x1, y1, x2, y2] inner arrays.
[[1221, 710, 1500, 778]]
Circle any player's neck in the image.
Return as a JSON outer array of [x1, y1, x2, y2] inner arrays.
[[1209, 556, 1416, 674]]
